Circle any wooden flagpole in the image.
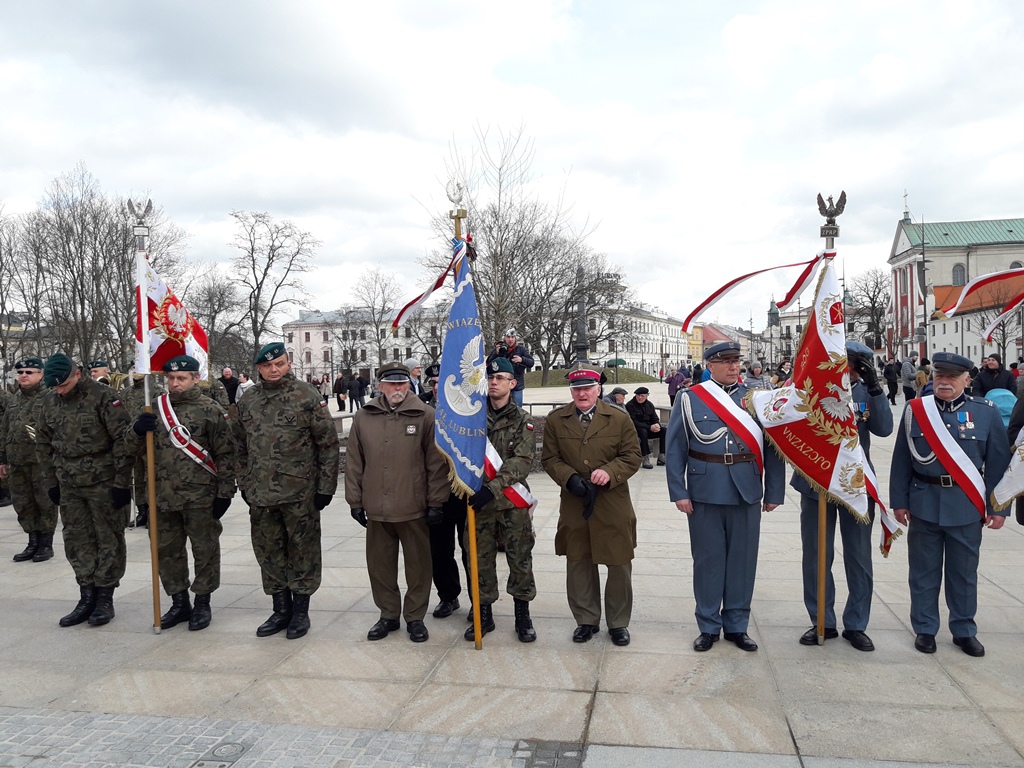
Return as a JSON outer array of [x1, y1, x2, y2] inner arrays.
[[450, 202, 484, 650]]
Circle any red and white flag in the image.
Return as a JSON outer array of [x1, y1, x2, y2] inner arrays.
[[747, 260, 903, 555], [135, 254, 210, 379]]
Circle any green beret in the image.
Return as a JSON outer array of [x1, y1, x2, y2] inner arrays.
[[254, 342, 287, 365], [87, 359, 109, 369], [14, 357, 43, 370], [163, 355, 200, 373], [43, 353, 75, 387], [487, 357, 515, 376]]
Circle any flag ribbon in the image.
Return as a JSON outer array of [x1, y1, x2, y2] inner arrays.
[[392, 247, 462, 329], [908, 396, 987, 517], [484, 440, 538, 516], [681, 249, 835, 333], [687, 382, 764, 473]]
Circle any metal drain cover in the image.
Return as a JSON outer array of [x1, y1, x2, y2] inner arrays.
[[190, 741, 249, 768]]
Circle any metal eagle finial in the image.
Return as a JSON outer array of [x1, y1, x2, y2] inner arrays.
[[127, 198, 154, 225], [816, 191, 847, 225]]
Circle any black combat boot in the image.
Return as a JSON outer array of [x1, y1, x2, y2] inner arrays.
[[514, 598, 537, 643], [0, 489, 11, 507], [189, 594, 212, 631], [286, 593, 311, 639], [59, 585, 96, 627], [134, 505, 149, 529], [256, 591, 292, 637], [87, 587, 116, 626], [464, 603, 496, 640], [160, 591, 192, 629], [32, 532, 54, 562], [12, 532, 38, 562]]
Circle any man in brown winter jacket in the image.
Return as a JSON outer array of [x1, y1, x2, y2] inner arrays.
[[345, 362, 449, 643]]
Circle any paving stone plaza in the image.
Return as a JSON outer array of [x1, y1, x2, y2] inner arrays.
[[1, 387, 1023, 768]]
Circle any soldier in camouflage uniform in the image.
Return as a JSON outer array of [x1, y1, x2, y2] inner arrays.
[[126, 356, 236, 631], [464, 357, 538, 642], [0, 358, 58, 562], [235, 342, 339, 639], [200, 378, 230, 410], [0, 384, 13, 508], [36, 354, 134, 627], [122, 373, 166, 528]]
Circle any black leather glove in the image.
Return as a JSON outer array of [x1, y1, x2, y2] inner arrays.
[[313, 493, 332, 511], [469, 487, 495, 510], [351, 507, 367, 527], [112, 487, 132, 508], [566, 473, 589, 498], [581, 482, 598, 520], [426, 507, 444, 527], [212, 497, 232, 519], [853, 356, 881, 394], [48, 486, 60, 505], [133, 412, 158, 436]]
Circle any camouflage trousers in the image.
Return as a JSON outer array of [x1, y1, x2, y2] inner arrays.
[[9, 463, 58, 534], [472, 505, 537, 605], [157, 505, 223, 596], [60, 483, 127, 589], [249, 495, 321, 596], [131, 455, 148, 525]]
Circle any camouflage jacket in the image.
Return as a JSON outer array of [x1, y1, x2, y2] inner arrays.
[[480, 398, 534, 513], [0, 383, 47, 467], [344, 392, 449, 522], [121, 376, 166, 418], [199, 379, 230, 409], [36, 376, 134, 489], [125, 387, 236, 510], [234, 372, 339, 505]]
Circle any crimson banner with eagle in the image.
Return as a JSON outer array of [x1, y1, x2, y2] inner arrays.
[[747, 260, 902, 555], [135, 253, 210, 379]]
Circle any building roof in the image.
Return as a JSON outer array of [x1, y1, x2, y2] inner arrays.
[[701, 323, 735, 344], [933, 272, 1024, 316], [902, 218, 1024, 249]]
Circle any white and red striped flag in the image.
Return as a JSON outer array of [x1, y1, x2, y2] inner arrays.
[[135, 254, 210, 379]]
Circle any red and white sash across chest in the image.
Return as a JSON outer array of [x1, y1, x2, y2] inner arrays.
[[155, 394, 218, 476], [688, 382, 764, 473], [908, 395, 986, 516]]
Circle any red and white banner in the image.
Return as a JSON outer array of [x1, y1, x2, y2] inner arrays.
[[688, 381, 764, 473], [993, 429, 1024, 511], [483, 439, 537, 517], [935, 266, 1024, 342], [747, 260, 902, 555], [135, 253, 209, 379], [681, 249, 835, 334], [909, 396, 987, 517]]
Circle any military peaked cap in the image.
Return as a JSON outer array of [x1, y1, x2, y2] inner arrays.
[[377, 362, 411, 382], [704, 341, 741, 361], [931, 351, 972, 374]]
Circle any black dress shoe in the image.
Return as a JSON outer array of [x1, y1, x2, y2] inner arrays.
[[842, 629, 875, 652], [407, 620, 429, 643], [914, 633, 937, 654], [609, 627, 630, 646], [693, 632, 719, 652], [953, 636, 985, 657], [723, 632, 758, 651], [572, 624, 599, 643], [432, 598, 460, 618], [799, 626, 839, 645], [367, 618, 401, 641]]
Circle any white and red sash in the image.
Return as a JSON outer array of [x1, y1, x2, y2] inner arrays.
[[689, 381, 764, 473], [909, 395, 986, 516], [483, 439, 538, 517], [155, 394, 218, 477]]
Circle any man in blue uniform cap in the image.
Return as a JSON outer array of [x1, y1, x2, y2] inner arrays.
[[792, 341, 892, 651], [666, 340, 785, 652], [890, 351, 1011, 657]]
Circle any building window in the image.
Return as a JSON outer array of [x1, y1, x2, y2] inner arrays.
[[360, 329, 366, 341], [323, 350, 330, 362], [430, 346, 438, 358], [288, 352, 293, 362], [287, 332, 293, 343], [341, 330, 348, 341], [608, 318, 615, 330], [323, 331, 329, 342], [608, 339, 616, 352], [1012, 261, 1024, 269], [589, 318, 596, 331], [954, 321, 958, 333], [304, 351, 311, 363], [405, 327, 411, 338], [405, 347, 412, 359], [430, 325, 437, 338], [590, 340, 597, 353], [304, 332, 310, 343], [965, 318, 971, 331], [393, 347, 400, 360], [952, 264, 966, 286]]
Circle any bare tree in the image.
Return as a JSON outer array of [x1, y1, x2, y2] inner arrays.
[[967, 282, 1023, 362], [350, 268, 402, 373], [229, 210, 320, 351], [848, 267, 890, 352], [185, 267, 251, 372]]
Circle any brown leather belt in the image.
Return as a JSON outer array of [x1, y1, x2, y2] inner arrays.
[[688, 449, 756, 465], [913, 470, 957, 488]]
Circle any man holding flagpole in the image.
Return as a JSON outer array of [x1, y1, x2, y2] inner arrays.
[[890, 351, 1010, 657], [666, 341, 785, 653]]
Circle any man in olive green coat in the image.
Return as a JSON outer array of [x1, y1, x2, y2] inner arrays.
[[126, 355, 236, 631], [0, 357, 58, 563], [542, 365, 642, 646], [36, 353, 134, 627], [235, 342, 339, 639]]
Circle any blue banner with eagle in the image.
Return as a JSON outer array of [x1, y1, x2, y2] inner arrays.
[[434, 237, 488, 497]]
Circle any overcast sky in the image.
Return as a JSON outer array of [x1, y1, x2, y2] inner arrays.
[[3, 1, 1023, 332]]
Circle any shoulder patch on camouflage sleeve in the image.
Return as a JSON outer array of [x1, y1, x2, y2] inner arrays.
[[526, 422, 534, 431], [112, 400, 123, 407]]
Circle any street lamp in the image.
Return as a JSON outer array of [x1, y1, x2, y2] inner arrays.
[[767, 299, 780, 367]]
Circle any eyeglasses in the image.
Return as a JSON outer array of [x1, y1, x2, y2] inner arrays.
[[486, 374, 515, 381], [16, 370, 39, 375]]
